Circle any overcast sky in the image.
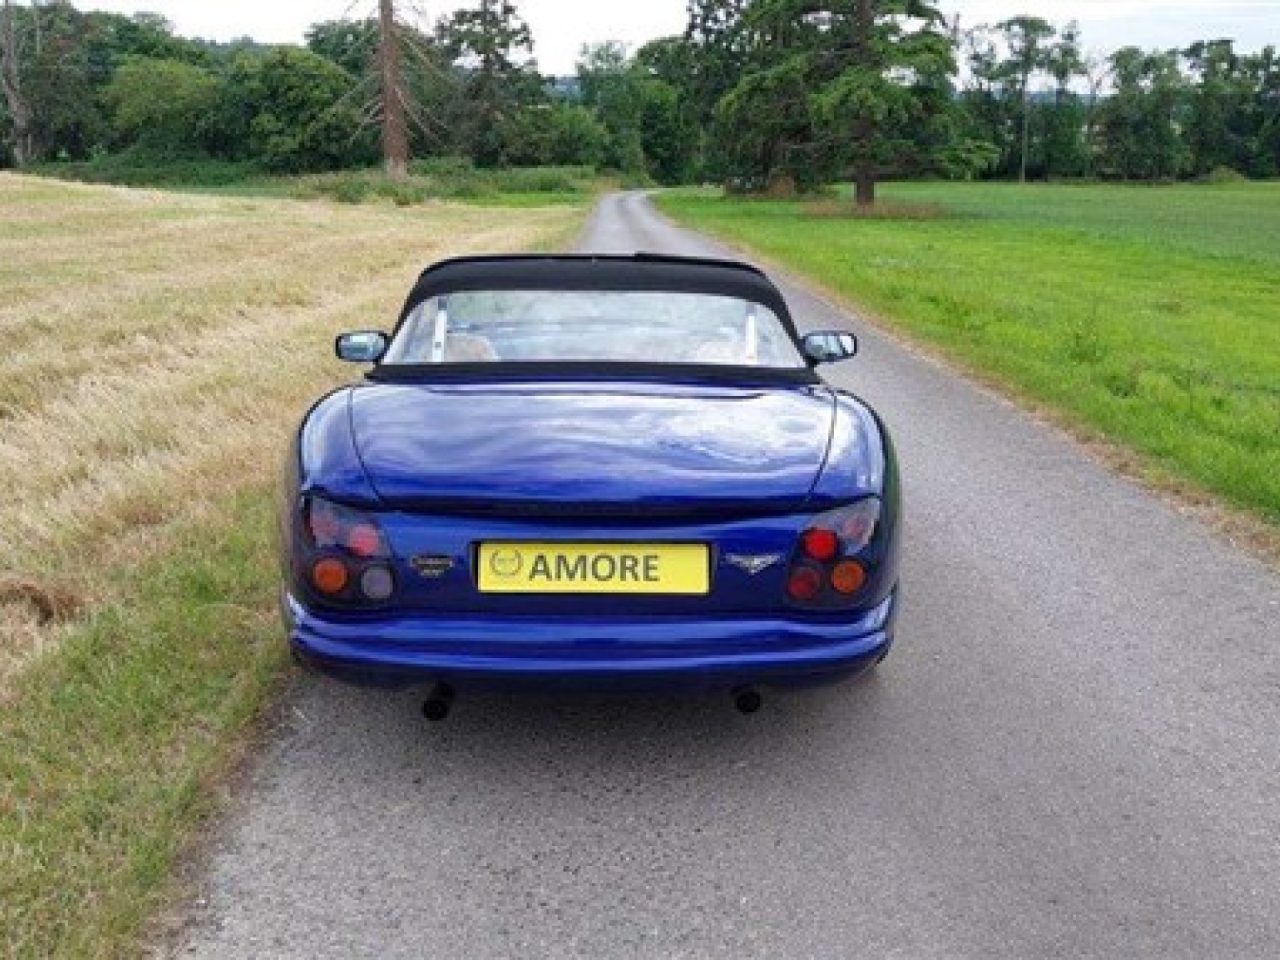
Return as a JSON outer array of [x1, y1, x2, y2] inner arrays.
[[77, 1, 1280, 73]]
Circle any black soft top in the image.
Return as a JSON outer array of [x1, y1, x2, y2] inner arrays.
[[398, 253, 797, 338]]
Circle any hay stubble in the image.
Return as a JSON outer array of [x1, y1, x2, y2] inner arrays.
[[0, 173, 576, 690]]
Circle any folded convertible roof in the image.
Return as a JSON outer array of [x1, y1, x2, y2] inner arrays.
[[398, 253, 794, 333]]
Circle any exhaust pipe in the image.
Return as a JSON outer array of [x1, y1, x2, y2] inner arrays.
[[422, 682, 455, 722], [732, 686, 763, 715]]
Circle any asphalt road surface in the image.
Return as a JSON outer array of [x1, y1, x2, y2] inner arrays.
[[179, 193, 1280, 959]]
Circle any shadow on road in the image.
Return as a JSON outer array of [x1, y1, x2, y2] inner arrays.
[[281, 667, 896, 788]]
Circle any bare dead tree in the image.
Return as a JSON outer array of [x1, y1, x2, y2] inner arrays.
[[1, 0, 34, 167], [330, 1, 443, 163], [378, 0, 409, 177]]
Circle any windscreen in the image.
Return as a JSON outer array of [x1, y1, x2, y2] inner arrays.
[[381, 290, 806, 368]]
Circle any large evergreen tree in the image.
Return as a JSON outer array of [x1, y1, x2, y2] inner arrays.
[[713, 0, 973, 203], [437, 0, 538, 167], [683, 0, 748, 179]]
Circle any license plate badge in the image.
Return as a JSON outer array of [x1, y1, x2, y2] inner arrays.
[[476, 542, 709, 594]]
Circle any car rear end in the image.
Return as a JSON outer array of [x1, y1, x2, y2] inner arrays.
[[283, 462, 900, 693], [282, 255, 901, 697]]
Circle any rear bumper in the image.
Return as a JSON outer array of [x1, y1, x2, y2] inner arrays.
[[285, 591, 897, 691]]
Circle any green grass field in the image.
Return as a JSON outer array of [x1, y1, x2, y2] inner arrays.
[[657, 182, 1280, 528]]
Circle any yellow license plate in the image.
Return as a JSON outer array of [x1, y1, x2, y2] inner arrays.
[[477, 542, 709, 594]]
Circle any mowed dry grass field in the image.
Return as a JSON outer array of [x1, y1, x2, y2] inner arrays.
[[0, 174, 576, 685], [0, 174, 580, 956]]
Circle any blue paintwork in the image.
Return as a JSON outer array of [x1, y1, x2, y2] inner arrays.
[[349, 382, 840, 514], [284, 377, 901, 693], [286, 592, 896, 691], [295, 389, 381, 506]]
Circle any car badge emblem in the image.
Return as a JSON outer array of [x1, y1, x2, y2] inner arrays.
[[488, 549, 524, 578], [411, 555, 456, 579], [724, 553, 784, 575]]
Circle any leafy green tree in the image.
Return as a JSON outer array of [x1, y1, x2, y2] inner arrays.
[[542, 101, 608, 166], [638, 77, 697, 184], [1040, 23, 1088, 178], [104, 57, 220, 151], [683, 0, 748, 178], [437, 0, 539, 167], [0, 0, 32, 165], [577, 41, 645, 171], [684, 0, 747, 124], [0, 2, 105, 162], [1097, 47, 1190, 181], [1240, 46, 1280, 177], [633, 36, 700, 182], [996, 16, 1054, 183], [574, 40, 697, 182], [216, 48, 374, 172], [1, 3, 216, 166], [714, 39, 821, 193], [634, 34, 695, 90], [957, 24, 1012, 178], [307, 18, 379, 77], [1182, 39, 1263, 177], [713, 0, 973, 203], [83, 10, 210, 70], [824, 0, 964, 204], [22, 3, 105, 160]]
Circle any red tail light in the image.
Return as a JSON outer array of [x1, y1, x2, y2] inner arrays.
[[305, 500, 389, 558], [346, 523, 384, 559], [800, 528, 839, 561], [787, 564, 824, 600], [786, 499, 881, 608], [296, 497, 395, 606]]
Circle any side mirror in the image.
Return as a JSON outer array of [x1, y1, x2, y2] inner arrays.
[[801, 330, 858, 366], [336, 331, 389, 364]]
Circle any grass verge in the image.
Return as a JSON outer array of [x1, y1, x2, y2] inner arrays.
[[0, 173, 582, 956], [0, 493, 284, 957], [656, 182, 1280, 535]]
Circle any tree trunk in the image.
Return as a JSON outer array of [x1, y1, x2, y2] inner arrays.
[[854, 171, 876, 206], [852, 0, 877, 208], [378, 0, 409, 179], [1019, 82, 1030, 183], [0, 0, 33, 168]]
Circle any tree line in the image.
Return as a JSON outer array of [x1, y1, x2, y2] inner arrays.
[[2, 0, 1277, 197]]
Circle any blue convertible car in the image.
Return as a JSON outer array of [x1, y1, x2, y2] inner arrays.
[[281, 254, 900, 716]]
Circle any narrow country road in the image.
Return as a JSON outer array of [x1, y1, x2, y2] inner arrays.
[[180, 193, 1280, 959]]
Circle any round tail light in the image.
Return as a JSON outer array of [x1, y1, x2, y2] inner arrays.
[[800, 527, 839, 561], [346, 523, 384, 559], [831, 560, 866, 595], [786, 564, 824, 601], [359, 566, 395, 601], [311, 558, 350, 595]]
